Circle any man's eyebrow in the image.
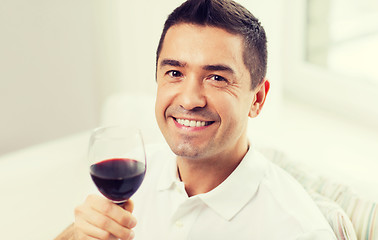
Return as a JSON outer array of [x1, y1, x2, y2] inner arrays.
[[159, 59, 186, 68], [159, 59, 235, 74], [203, 64, 235, 74]]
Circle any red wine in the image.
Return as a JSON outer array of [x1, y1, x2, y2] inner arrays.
[[90, 158, 146, 202]]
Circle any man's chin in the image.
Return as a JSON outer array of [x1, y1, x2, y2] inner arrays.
[[169, 142, 206, 160]]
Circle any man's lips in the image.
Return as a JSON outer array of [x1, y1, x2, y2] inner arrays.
[[173, 117, 215, 127]]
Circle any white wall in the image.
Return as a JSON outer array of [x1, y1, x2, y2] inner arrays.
[[92, 0, 186, 98], [0, 0, 98, 155]]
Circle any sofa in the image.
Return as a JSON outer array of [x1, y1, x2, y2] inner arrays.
[[1, 93, 377, 240]]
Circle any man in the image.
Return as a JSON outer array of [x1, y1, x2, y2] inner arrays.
[[58, 0, 336, 239]]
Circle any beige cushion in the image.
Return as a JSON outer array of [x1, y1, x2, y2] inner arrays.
[[308, 190, 357, 240], [259, 148, 377, 240]]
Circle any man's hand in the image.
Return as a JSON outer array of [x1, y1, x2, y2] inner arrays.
[[73, 194, 136, 240]]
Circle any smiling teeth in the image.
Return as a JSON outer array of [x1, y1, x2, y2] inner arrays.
[[176, 118, 207, 127]]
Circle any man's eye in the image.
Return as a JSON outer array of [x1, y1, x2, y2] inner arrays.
[[210, 75, 227, 82], [167, 70, 183, 78]]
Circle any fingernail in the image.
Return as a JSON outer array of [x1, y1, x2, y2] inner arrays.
[[129, 217, 137, 228], [129, 230, 135, 240]]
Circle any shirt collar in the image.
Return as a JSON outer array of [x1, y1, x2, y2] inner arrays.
[[156, 146, 268, 221], [198, 147, 268, 220], [157, 148, 180, 191]]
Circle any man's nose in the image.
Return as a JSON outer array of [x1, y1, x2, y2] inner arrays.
[[178, 77, 206, 110]]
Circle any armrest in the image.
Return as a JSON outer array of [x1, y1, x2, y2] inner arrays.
[[0, 131, 93, 240]]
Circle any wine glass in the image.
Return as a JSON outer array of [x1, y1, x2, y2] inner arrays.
[[88, 126, 146, 205]]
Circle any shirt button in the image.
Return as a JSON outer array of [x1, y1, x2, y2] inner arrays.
[[175, 220, 184, 228]]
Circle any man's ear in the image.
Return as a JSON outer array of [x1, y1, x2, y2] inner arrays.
[[248, 79, 270, 118]]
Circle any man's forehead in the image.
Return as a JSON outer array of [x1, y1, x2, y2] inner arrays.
[[158, 23, 245, 67]]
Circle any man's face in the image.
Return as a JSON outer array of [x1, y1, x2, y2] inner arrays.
[[155, 23, 264, 162]]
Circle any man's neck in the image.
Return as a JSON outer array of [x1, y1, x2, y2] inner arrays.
[[176, 143, 249, 197]]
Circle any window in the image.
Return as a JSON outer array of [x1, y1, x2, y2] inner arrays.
[[283, 0, 378, 129], [306, 0, 378, 85]]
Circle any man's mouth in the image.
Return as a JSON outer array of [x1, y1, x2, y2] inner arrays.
[[174, 118, 214, 127]]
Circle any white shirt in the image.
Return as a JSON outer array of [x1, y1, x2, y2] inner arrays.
[[132, 144, 336, 240]]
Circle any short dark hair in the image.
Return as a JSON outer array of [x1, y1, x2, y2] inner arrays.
[[156, 0, 267, 90]]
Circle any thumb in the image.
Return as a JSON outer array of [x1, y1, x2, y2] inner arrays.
[[122, 199, 134, 213]]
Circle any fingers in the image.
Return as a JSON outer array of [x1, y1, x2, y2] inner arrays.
[[74, 194, 136, 240], [122, 200, 134, 213], [89, 196, 137, 229], [75, 216, 111, 240]]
